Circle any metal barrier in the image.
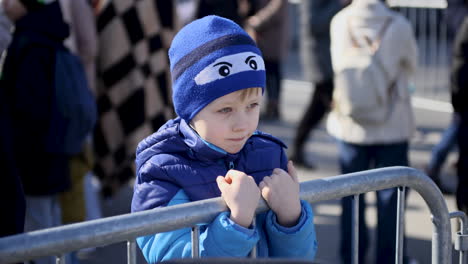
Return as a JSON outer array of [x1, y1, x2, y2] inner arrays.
[[0, 166, 459, 263], [389, 0, 451, 99], [289, 0, 452, 99]]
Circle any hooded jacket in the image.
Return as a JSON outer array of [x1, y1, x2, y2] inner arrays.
[[131, 117, 317, 263]]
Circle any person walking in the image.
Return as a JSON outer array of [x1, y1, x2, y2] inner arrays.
[[424, 0, 468, 193], [451, 13, 468, 215], [326, 0, 418, 263], [289, 0, 343, 169]]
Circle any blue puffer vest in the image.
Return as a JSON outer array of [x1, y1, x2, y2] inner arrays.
[[131, 117, 288, 213]]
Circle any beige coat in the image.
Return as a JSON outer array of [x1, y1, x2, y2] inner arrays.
[[326, 0, 418, 144]]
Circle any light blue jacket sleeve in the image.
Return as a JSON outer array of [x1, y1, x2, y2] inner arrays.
[[265, 200, 318, 259], [136, 190, 260, 263]]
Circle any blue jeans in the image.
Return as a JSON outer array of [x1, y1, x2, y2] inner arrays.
[[428, 113, 460, 176], [338, 140, 409, 264]]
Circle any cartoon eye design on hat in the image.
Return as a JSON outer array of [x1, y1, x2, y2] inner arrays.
[[194, 52, 265, 85]]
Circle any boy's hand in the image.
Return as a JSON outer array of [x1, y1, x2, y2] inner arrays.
[[259, 161, 301, 227], [216, 170, 260, 228]]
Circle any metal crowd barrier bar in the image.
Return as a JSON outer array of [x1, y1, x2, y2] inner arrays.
[[388, 0, 451, 98], [0, 166, 453, 263]]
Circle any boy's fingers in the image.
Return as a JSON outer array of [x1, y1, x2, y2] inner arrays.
[[247, 175, 256, 183], [288, 160, 299, 183], [272, 168, 283, 176], [259, 181, 270, 198], [216, 176, 228, 191], [259, 180, 266, 190], [225, 169, 245, 180], [262, 175, 272, 185], [224, 170, 238, 184]]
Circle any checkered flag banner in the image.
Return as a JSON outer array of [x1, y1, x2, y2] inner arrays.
[[93, 0, 177, 195]]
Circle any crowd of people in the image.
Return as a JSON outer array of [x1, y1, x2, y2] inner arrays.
[[0, 0, 466, 264]]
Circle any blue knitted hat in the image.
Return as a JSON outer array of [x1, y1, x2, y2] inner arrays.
[[169, 15, 266, 122]]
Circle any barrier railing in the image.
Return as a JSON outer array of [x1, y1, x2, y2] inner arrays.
[[0, 166, 457, 263], [389, 0, 451, 100]]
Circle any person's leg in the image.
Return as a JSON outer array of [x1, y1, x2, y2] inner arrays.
[[84, 172, 103, 221], [290, 79, 333, 168], [373, 142, 409, 264], [338, 141, 370, 264], [456, 113, 468, 214], [25, 195, 62, 264], [427, 113, 460, 183]]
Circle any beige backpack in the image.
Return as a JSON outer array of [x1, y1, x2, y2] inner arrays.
[[332, 17, 397, 124]]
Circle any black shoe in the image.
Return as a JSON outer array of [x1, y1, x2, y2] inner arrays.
[[290, 155, 316, 170]]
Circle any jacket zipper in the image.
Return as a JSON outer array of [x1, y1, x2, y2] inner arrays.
[[228, 161, 234, 170]]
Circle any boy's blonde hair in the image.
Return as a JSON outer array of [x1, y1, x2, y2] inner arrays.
[[238, 87, 262, 101]]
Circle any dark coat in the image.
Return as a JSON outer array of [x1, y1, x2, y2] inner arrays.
[[451, 16, 468, 115], [1, 2, 71, 196]]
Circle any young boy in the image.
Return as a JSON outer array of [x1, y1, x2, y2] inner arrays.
[[131, 15, 317, 263]]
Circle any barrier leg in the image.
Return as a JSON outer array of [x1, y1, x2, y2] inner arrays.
[[396, 187, 406, 263], [250, 215, 257, 258], [191, 226, 200, 258], [127, 240, 137, 264], [56, 254, 66, 264], [352, 194, 360, 264]]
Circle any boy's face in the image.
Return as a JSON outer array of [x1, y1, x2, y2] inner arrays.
[[191, 88, 262, 154]]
